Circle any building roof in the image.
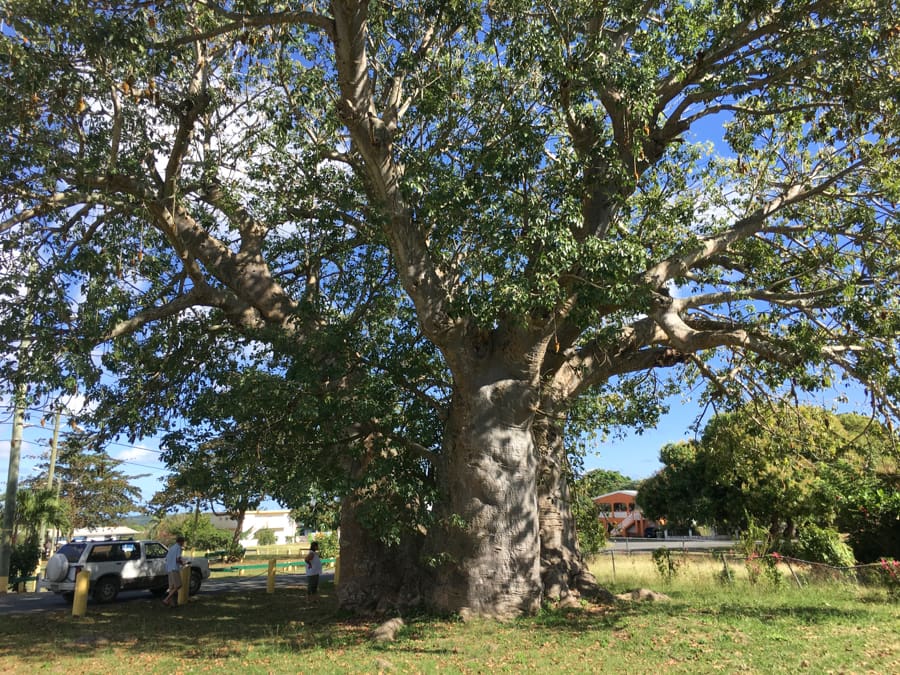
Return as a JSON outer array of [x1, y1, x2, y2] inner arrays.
[[592, 489, 639, 500]]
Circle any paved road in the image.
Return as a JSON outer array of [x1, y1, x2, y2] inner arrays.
[[0, 572, 333, 616]]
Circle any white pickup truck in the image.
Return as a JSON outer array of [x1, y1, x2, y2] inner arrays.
[[42, 539, 211, 603]]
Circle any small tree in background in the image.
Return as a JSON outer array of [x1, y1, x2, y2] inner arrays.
[[154, 513, 231, 551], [825, 464, 900, 563], [0, 486, 67, 589], [1, 486, 70, 547], [7, 543, 41, 590], [640, 406, 898, 564], [33, 432, 144, 533], [255, 528, 276, 546]]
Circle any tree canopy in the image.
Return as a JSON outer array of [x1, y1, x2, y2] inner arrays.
[[0, 485, 68, 547], [2, 1, 899, 616], [637, 406, 898, 544], [29, 432, 145, 532]]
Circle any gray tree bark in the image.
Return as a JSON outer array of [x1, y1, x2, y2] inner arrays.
[[336, 493, 427, 614], [425, 361, 543, 618], [534, 413, 604, 604]]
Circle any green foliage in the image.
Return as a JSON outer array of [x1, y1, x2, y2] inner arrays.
[[7, 539, 40, 589], [744, 553, 782, 588], [738, 519, 782, 587], [639, 406, 897, 543], [224, 542, 246, 562], [576, 469, 637, 498], [5, 485, 69, 544], [31, 433, 143, 531], [157, 513, 231, 551], [571, 468, 634, 554], [571, 490, 606, 555], [651, 547, 682, 582], [737, 518, 776, 559], [291, 497, 341, 534], [310, 531, 338, 560], [254, 528, 276, 546], [782, 525, 856, 568], [825, 465, 900, 563], [637, 441, 706, 530]]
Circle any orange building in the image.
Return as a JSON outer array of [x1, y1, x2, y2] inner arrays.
[[592, 489, 656, 537]]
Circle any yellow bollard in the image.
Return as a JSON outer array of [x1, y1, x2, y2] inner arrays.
[[178, 565, 190, 605], [0, 576, 7, 594], [72, 569, 91, 617], [267, 558, 276, 593], [334, 555, 340, 587]]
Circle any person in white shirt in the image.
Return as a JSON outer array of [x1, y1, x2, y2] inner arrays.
[[305, 541, 323, 596], [163, 536, 185, 607]]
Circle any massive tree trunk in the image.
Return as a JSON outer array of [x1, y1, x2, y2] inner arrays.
[[336, 493, 427, 614], [426, 362, 543, 618], [534, 413, 604, 604]]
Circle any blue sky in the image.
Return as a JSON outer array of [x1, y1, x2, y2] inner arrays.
[[0, 405, 171, 506]]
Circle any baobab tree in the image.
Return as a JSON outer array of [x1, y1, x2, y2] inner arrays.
[[2, 1, 898, 617]]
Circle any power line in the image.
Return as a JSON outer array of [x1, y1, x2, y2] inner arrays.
[[0, 419, 167, 456]]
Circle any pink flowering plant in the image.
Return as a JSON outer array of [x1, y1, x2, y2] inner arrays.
[[739, 519, 783, 587], [878, 558, 900, 596]]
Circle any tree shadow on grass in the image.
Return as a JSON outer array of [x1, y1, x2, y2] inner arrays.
[[0, 584, 887, 669], [0, 583, 364, 667]]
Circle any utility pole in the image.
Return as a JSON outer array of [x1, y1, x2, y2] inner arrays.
[[46, 408, 62, 489], [0, 380, 27, 593], [37, 408, 63, 555], [1, 275, 35, 593]]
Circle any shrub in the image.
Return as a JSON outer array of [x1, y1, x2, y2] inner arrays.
[[737, 519, 783, 586], [8, 539, 41, 589], [714, 551, 735, 586], [572, 491, 607, 555], [746, 552, 782, 587], [162, 514, 232, 550], [876, 558, 900, 596], [255, 528, 276, 546], [310, 531, 339, 560], [224, 542, 246, 562], [652, 547, 682, 582], [783, 525, 856, 568]]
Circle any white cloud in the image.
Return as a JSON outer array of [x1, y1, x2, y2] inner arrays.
[[112, 444, 158, 464]]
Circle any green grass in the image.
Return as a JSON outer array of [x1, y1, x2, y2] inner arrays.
[[2, 556, 897, 674]]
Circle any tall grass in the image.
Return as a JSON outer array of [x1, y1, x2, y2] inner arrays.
[[588, 548, 881, 595]]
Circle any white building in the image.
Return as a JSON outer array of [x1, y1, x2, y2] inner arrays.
[[206, 509, 302, 546]]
